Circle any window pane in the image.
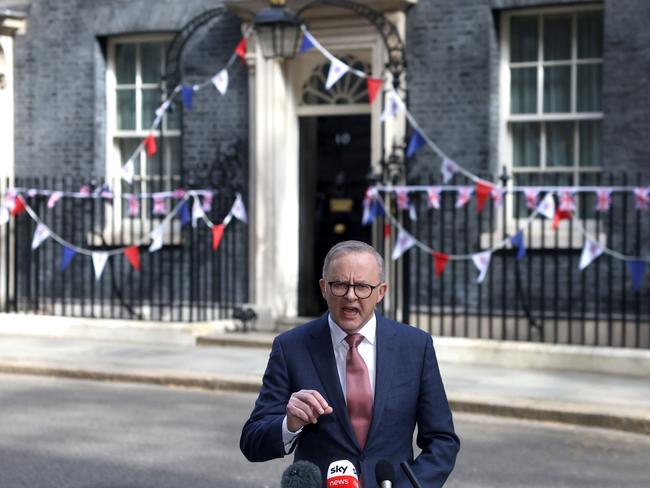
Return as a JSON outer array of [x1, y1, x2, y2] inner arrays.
[[546, 121, 574, 167], [511, 68, 537, 114], [544, 66, 570, 113], [510, 16, 538, 62], [115, 44, 135, 85], [118, 138, 141, 167], [543, 14, 572, 61], [167, 138, 182, 176], [579, 120, 601, 167], [577, 64, 602, 111], [142, 89, 161, 129], [542, 172, 574, 187], [512, 123, 540, 167], [117, 90, 136, 130], [165, 102, 181, 131], [578, 11, 603, 58], [141, 42, 162, 84]]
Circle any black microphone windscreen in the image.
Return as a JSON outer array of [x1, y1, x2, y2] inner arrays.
[[375, 459, 395, 485], [281, 460, 322, 488]]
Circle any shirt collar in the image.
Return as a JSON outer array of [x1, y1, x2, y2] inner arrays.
[[328, 313, 376, 346]]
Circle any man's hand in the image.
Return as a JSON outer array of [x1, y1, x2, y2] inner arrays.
[[286, 389, 333, 432]]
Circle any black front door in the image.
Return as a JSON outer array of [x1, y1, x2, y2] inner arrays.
[[299, 115, 372, 317]]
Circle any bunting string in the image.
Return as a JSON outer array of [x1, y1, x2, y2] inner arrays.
[[374, 191, 540, 261], [121, 24, 649, 193], [364, 186, 648, 288], [3, 190, 247, 257]]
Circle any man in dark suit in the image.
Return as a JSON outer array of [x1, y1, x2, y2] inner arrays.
[[240, 241, 459, 487]]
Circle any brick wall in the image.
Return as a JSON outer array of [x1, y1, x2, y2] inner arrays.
[[5, 0, 248, 180]]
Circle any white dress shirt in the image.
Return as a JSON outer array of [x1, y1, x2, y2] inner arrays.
[[282, 313, 377, 452]]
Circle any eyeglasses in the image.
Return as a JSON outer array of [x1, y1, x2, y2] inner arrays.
[[327, 281, 382, 299]]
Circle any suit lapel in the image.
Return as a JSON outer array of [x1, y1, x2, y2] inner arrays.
[[368, 314, 398, 443], [309, 316, 358, 447]]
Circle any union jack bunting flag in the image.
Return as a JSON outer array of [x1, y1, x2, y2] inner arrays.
[[427, 187, 441, 209], [634, 187, 649, 210], [524, 188, 539, 210], [558, 189, 576, 212], [153, 194, 167, 215], [595, 189, 612, 212]]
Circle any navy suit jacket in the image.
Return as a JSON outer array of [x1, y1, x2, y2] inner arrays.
[[240, 313, 460, 487]]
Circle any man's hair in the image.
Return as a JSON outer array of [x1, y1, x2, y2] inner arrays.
[[322, 240, 385, 282]]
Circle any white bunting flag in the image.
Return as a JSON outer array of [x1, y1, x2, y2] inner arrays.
[[31, 223, 51, 250], [391, 228, 416, 260], [121, 159, 135, 184], [441, 158, 458, 184], [230, 193, 248, 223], [579, 239, 604, 270], [455, 187, 474, 208], [47, 191, 63, 209], [192, 196, 205, 227], [471, 250, 492, 283], [537, 192, 556, 219], [92, 252, 109, 281], [211, 69, 229, 95], [149, 226, 164, 253], [27, 189, 37, 197], [325, 57, 350, 90], [0, 207, 10, 226], [380, 90, 405, 122]]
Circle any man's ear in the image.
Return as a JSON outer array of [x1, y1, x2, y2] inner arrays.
[[319, 279, 327, 298], [376, 282, 388, 303]]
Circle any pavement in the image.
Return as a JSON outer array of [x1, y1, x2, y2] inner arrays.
[[0, 324, 648, 436]]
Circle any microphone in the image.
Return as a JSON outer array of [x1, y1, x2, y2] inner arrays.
[[281, 460, 322, 488], [375, 460, 395, 488], [327, 459, 359, 488], [399, 461, 423, 488]]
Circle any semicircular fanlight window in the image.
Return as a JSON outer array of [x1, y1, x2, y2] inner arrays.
[[301, 55, 370, 105]]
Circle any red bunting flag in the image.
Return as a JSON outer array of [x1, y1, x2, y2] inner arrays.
[[235, 37, 247, 62], [11, 195, 26, 216], [384, 223, 391, 239], [124, 246, 141, 271], [144, 133, 157, 157], [551, 209, 572, 230], [432, 251, 450, 278], [212, 224, 225, 251], [475, 181, 494, 213], [366, 78, 383, 105]]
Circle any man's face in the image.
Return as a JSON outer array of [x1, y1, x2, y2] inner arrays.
[[319, 251, 387, 334]]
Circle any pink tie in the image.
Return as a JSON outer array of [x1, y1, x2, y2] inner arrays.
[[345, 333, 373, 449]]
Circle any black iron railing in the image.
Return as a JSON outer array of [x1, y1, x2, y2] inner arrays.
[[377, 171, 650, 349], [1, 176, 248, 322]]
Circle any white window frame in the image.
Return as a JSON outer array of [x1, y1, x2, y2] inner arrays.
[[103, 34, 181, 244], [496, 4, 605, 247]]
